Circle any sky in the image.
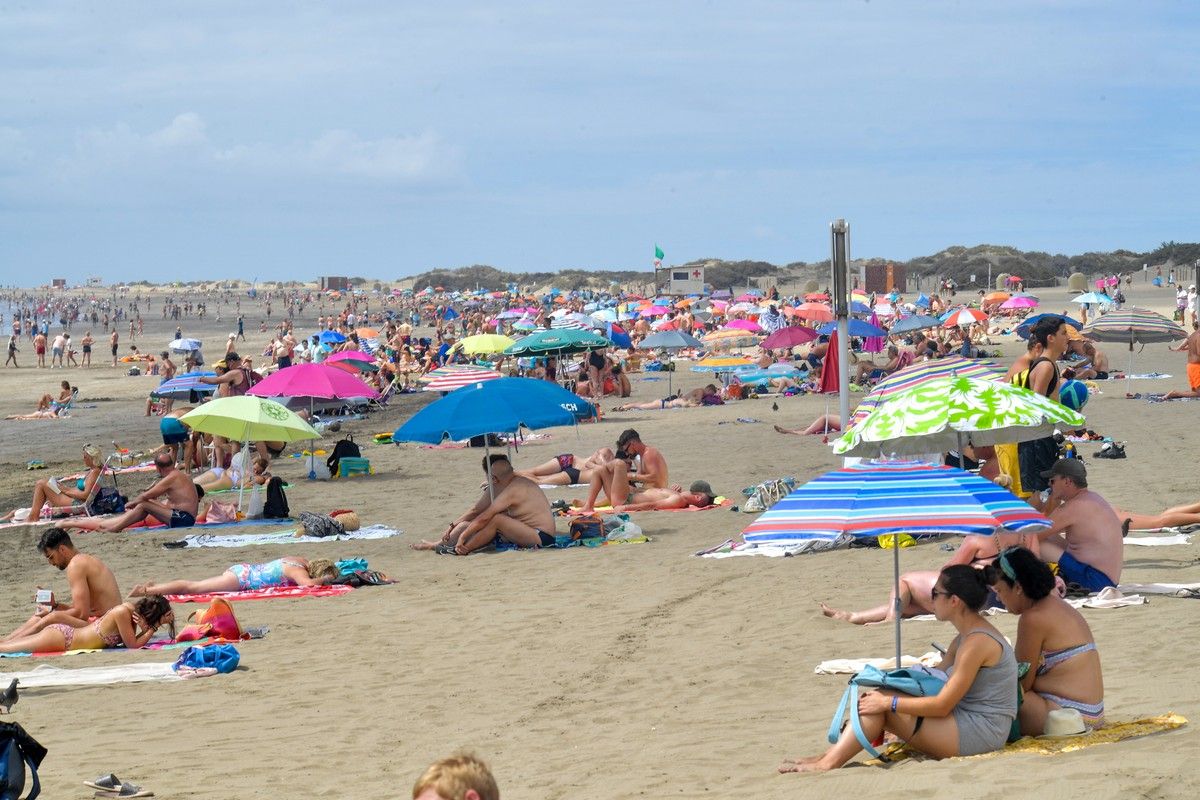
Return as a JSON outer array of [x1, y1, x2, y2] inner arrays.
[[1, 1, 1198, 284]]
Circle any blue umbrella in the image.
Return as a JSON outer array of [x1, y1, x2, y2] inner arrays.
[[606, 323, 633, 350], [151, 371, 217, 400], [168, 338, 203, 352], [914, 293, 931, 309], [393, 377, 594, 444], [1015, 313, 1083, 340], [318, 330, 347, 344], [817, 319, 887, 338], [850, 300, 873, 314], [888, 314, 940, 334]]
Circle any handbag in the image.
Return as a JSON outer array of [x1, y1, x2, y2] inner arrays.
[[827, 665, 945, 760], [0, 721, 46, 800], [172, 644, 241, 674]]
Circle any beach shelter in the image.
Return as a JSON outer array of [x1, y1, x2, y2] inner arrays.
[[741, 460, 1052, 664], [181, 396, 319, 510], [1080, 307, 1188, 391]]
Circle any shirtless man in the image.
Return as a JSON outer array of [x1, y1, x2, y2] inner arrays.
[[580, 429, 668, 511], [1163, 323, 1200, 399], [613, 384, 718, 412], [66, 452, 199, 532], [1030, 459, 1123, 590], [516, 447, 615, 486], [411, 454, 556, 554], [610, 480, 717, 512], [109, 329, 119, 367], [1, 529, 122, 642]]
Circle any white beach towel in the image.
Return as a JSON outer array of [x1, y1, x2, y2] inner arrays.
[[1124, 534, 1192, 546], [1078, 588, 1147, 608], [2, 662, 181, 688], [539, 484, 587, 490], [814, 652, 943, 675], [169, 524, 402, 549], [1117, 582, 1200, 598]]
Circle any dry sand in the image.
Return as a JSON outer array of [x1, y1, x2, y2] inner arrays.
[[0, 283, 1196, 799]]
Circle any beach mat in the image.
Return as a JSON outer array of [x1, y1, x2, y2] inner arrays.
[[1125, 534, 1192, 546], [166, 584, 355, 603], [121, 516, 294, 532], [4, 662, 183, 687], [871, 714, 1187, 763], [164, 524, 402, 549], [539, 483, 587, 490], [0, 629, 263, 659]]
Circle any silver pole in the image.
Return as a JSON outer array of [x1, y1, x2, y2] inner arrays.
[[831, 220, 851, 426], [893, 532, 902, 668]]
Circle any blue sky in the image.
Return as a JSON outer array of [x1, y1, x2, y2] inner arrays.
[[1, 1, 1197, 283]]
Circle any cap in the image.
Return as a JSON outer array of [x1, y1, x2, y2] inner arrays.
[[689, 480, 714, 496], [1039, 458, 1087, 484]]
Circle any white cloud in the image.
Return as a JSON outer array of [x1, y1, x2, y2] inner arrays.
[[147, 112, 208, 148], [215, 129, 458, 183]]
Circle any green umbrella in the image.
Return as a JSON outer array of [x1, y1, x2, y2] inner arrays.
[[504, 328, 608, 356], [181, 396, 320, 510], [833, 376, 1085, 458]]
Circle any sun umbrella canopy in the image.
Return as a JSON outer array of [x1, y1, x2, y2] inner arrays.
[[760, 326, 819, 350], [454, 334, 516, 355], [150, 371, 216, 400], [1080, 307, 1186, 345], [1072, 292, 1114, 306], [639, 305, 672, 316], [796, 303, 834, 322], [741, 460, 1051, 544], [847, 356, 1005, 429], [834, 375, 1085, 457], [943, 308, 989, 327], [422, 367, 503, 392], [1000, 296, 1039, 310], [505, 328, 609, 356], [356, 327, 380, 339], [318, 330, 347, 344], [700, 329, 761, 347], [168, 338, 202, 352], [816, 319, 887, 338], [639, 331, 705, 350], [888, 315, 941, 335], [692, 355, 755, 371], [1015, 313, 1083, 339], [394, 377, 593, 444], [180, 396, 320, 443], [723, 319, 762, 332], [247, 363, 379, 400]]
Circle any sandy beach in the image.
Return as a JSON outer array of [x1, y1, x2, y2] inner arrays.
[[0, 282, 1197, 800]]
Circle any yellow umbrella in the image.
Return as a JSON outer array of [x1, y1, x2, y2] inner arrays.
[[694, 355, 755, 368], [452, 334, 516, 355]]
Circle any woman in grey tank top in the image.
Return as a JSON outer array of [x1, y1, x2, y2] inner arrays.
[[781, 565, 1017, 773]]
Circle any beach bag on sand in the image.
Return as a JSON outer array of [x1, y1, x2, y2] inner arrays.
[[205, 500, 239, 523], [569, 514, 604, 541], [828, 665, 945, 760], [0, 722, 46, 800], [173, 644, 240, 674], [263, 477, 289, 518], [177, 598, 245, 643], [326, 436, 361, 475], [88, 488, 126, 516]]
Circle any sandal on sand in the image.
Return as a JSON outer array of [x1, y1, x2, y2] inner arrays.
[[84, 774, 123, 791], [95, 782, 153, 797]]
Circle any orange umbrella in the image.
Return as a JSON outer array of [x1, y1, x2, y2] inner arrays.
[[356, 327, 380, 339], [984, 292, 1010, 304], [796, 302, 834, 323]]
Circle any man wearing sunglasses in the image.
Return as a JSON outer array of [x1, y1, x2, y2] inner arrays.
[[1031, 459, 1123, 591]]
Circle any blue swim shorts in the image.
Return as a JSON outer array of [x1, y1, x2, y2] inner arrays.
[[1056, 551, 1115, 592], [160, 416, 188, 445]]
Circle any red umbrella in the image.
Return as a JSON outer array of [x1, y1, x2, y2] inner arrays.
[[819, 331, 840, 393], [761, 326, 819, 350], [804, 292, 830, 302]]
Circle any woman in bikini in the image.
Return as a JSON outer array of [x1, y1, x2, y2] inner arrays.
[[2, 444, 105, 523], [0, 595, 174, 654], [131, 557, 340, 596], [989, 546, 1104, 731], [516, 448, 615, 486]]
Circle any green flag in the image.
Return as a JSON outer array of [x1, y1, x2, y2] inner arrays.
[[654, 244, 664, 261]]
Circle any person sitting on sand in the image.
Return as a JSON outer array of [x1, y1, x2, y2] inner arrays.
[[1162, 322, 1200, 399], [774, 414, 842, 436], [1, 529, 123, 643], [516, 448, 615, 486], [1, 444, 104, 523], [37, 380, 74, 411], [412, 454, 557, 555], [66, 452, 199, 532], [1029, 459, 1123, 591], [613, 384, 720, 411], [580, 429, 669, 512], [0, 595, 174, 655], [131, 557, 339, 596], [605, 479, 717, 512], [989, 547, 1105, 732], [781, 565, 1016, 772]]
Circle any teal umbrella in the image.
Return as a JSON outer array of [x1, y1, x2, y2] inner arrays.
[[504, 328, 609, 356]]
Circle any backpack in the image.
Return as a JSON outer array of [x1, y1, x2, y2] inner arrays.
[[262, 476, 289, 519], [88, 488, 127, 516], [568, 514, 604, 541], [0, 721, 47, 800], [828, 665, 946, 760], [326, 436, 361, 475]]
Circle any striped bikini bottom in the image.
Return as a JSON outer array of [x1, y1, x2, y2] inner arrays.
[[1037, 691, 1105, 724]]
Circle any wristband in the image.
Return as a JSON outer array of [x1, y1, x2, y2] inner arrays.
[[891, 696, 898, 712]]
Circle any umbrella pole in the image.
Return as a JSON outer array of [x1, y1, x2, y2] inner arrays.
[[1126, 336, 1134, 396], [893, 531, 902, 668], [485, 440, 495, 503], [237, 436, 249, 513], [307, 397, 317, 480]]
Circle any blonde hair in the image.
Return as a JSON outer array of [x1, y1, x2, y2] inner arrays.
[[307, 559, 339, 580], [412, 752, 498, 800]]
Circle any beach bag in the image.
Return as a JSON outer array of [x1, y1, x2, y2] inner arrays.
[[173, 643, 240, 674], [467, 433, 504, 448], [205, 500, 239, 523], [263, 476, 289, 518], [325, 436, 361, 475], [0, 722, 46, 800], [828, 665, 945, 760], [569, 514, 604, 541], [88, 488, 126, 516], [176, 598, 245, 643]]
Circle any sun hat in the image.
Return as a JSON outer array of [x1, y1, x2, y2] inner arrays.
[[1041, 708, 1089, 738]]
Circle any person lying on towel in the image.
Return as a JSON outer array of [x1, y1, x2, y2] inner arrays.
[[130, 557, 340, 596], [515, 447, 615, 486], [0, 595, 174, 655], [603, 480, 718, 512]]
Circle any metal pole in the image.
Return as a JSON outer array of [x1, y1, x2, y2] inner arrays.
[[893, 533, 902, 668], [830, 220, 851, 426]]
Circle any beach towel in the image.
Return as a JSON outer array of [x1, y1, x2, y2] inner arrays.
[[539, 483, 588, 490], [814, 652, 942, 675], [697, 534, 854, 558], [120, 516, 293, 532], [166, 584, 355, 603], [561, 498, 732, 515], [1124, 533, 1192, 546], [1, 662, 183, 688], [164, 524, 402, 549], [0, 629, 264, 659], [1116, 582, 1200, 598], [1128, 523, 1200, 535], [870, 714, 1187, 764]]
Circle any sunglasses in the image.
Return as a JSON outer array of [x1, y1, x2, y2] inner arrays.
[[930, 588, 950, 600]]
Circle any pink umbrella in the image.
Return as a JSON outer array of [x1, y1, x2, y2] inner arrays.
[[248, 363, 380, 400], [999, 296, 1039, 310], [326, 350, 374, 364], [760, 326, 819, 350], [735, 293, 759, 302], [723, 318, 762, 332], [640, 305, 672, 316], [796, 302, 834, 323]]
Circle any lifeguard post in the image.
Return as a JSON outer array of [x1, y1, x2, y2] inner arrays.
[[656, 265, 706, 296]]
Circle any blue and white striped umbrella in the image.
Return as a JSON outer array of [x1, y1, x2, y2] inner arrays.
[[742, 460, 1049, 545], [150, 371, 217, 400]]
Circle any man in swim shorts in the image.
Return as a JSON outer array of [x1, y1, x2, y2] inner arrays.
[[65, 453, 199, 532], [1032, 460, 1123, 590], [159, 407, 191, 466], [411, 454, 557, 555], [1164, 322, 1200, 399], [611, 480, 718, 512]]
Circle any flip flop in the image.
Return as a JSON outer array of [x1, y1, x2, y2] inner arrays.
[[84, 774, 123, 791]]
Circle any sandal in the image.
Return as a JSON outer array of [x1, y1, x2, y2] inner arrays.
[[84, 774, 123, 791]]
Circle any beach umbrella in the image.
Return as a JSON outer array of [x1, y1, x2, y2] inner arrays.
[[495, 309, 524, 320], [712, 289, 732, 299], [699, 329, 761, 348], [453, 334, 516, 355], [318, 330, 347, 344], [888, 315, 940, 335], [833, 375, 1085, 458], [795, 303, 834, 323], [639, 305, 672, 317], [692, 355, 755, 372], [850, 300, 873, 315], [804, 292, 830, 302], [816, 319, 887, 338], [760, 326, 819, 350], [150, 371, 216, 401], [356, 327, 380, 339], [1072, 292, 1114, 306], [181, 396, 320, 510], [168, 338, 202, 352], [422, 367, 503, 392], [723, 319, 762, 332], [847, 356, 1004, 429], [551, 316, 591, 331], [983, 292, 1011, 305], [942, 308, 989, 327], [505, 328, 608, 356], [247, 363, 380, 402], [1080, 307, 1188, 390], [1000, 296, 1039, 310], [639, 330, 705, 394], [872, 303, 895, 317], [741, 459, 1052, 665], [605, 322, 633, 349], [734, 293, 760, 302], [512, 318, 539, 332], [1015, 313, 1083, 339], [324, 350, 378, 373]]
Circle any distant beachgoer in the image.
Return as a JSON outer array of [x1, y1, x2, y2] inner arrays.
[[774, 415, 842, 436]]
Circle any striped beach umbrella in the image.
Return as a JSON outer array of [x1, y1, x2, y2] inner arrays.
[[943, 307, 989, 327], [847, 356, 1004, 429], [700, 329, 761, 348], [1081, 307, 1187, 390], [691, 355, 755, 372], [421, 365, 503, 392]]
